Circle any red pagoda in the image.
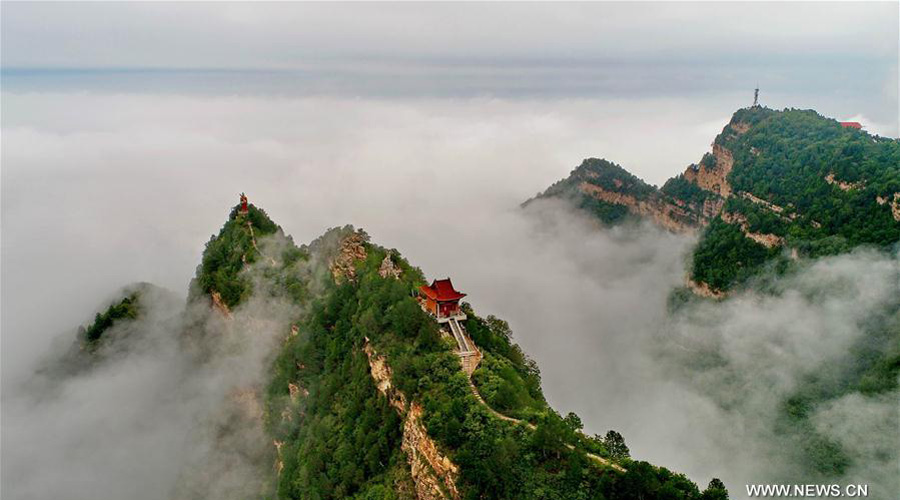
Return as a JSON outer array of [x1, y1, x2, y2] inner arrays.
[[419, 278, 466, 319], [240, 193, 249, 213], [839, 121, 862, 130]]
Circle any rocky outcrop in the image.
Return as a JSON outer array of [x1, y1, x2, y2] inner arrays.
[[287, 382, 308, 404], [686, 278, 726, 299], [210, 290, 232, 318], [825, 173, 864, 191], [702, 197, 726, 220], [683, 144, 734, 197], [721, 212, 785, 249], [379, 253, 402, 279], [364, 340, 459, 500], [876, 192, 900, 222], [578, 182, 699, 233], [404, 404, 460, 500], [731, 121, 751, 134], [274, 440, 284, 476], [738, 191, 797, 221], [330, 232, 368, 283]]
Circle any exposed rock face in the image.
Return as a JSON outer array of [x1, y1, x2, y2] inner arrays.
[[702, 197, 726, 220], [274, 440, 284, 476], [210, 290, 232, 318], [876, 192, 900, 222], [379, 253, 402, 279], [721, 212, 785, 249], [683, 144, 734, 197], [329, 232, 368, 283], [364, 341, 460, 500], [731, 121, 751, 134], [287, 382, 307, 403], [404, 403, 460, 500], [825, 173, 864, 191], [578, 182, 699, 233], [686, 278, 726, 299]]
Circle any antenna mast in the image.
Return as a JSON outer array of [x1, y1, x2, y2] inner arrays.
[[753, 86, 759, 107]]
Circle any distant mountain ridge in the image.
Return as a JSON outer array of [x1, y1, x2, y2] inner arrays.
[[528, 106, 900, 293]]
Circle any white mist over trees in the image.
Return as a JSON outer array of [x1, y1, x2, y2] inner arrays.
[[3, 94, 897, 499]]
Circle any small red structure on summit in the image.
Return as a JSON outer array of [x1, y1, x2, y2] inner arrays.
[[419, 278, 466, 319], [839, 121, 862, 130], [240, 193, 249, 213]]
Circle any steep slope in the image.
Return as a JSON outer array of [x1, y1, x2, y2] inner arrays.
[[45, 199, 729, 500], [530, 106, 900, 293], [34, 282, 184, 379], [263, 226, 725, 500]]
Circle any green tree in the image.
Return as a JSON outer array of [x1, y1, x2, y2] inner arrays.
[[700, 478, 729, 500], [604, 430, 630, 460]]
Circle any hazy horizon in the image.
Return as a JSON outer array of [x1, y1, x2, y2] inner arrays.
[[3, 3, 898, 499]]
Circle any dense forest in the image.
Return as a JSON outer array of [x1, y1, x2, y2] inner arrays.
[[524, 158, 656, 226], [192, 204, 283, 307], [530, 106, 900, 293], [179, 203, 729, 500], [690, 107, 900, 290], [260, 227, 728, 500]]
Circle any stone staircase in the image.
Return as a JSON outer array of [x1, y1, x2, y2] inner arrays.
[[447, 317, 481, 376]]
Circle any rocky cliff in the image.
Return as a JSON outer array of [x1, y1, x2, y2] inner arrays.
[[364, 340, 460, 500]]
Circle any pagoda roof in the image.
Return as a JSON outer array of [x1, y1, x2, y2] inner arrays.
[[839, 121, 862, 129], [419, 278, 466, 302]]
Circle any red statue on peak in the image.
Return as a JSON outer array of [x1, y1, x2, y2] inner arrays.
[[240, 193, 249, 213]]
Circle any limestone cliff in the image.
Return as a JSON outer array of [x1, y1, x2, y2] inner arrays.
[[683, 143, 735, 198], [577, 181, 700, 233], [329, 231, 369, 283], [364, 340, 460, 500]]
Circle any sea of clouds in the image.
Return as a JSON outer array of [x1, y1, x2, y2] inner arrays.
[[3, 92, 897, 499]]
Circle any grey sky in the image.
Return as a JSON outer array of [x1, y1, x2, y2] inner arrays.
[[2, 2, 897, 127], [3, 3, 896, 67]]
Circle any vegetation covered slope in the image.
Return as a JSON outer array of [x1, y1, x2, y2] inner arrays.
[[56, 201, 729, 500], [192, 203, 283, 308], [262, 224, 728, 500], [525, 158, 670, 227], [530, 106, 900, 293], [81, 290, 141, 344], [691, 108, 899, 290], [531, 107, 899, 493]]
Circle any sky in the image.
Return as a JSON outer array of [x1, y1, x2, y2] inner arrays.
[[2, 2, 897, 131], [2, 2, 899, 499]]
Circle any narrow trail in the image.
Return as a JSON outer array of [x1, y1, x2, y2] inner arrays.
[[446, 318, 626, 472], [245, 218, 277, 266]]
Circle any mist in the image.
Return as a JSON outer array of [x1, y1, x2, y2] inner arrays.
[[1, 230, 323, 500], [2, 92, 897, 499]]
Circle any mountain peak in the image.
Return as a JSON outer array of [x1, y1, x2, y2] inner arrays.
[[191, 194, 283, 308], [530, 106, 900, 293]]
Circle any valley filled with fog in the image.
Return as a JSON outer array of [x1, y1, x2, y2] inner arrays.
[[4, 91, 897, 498]]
